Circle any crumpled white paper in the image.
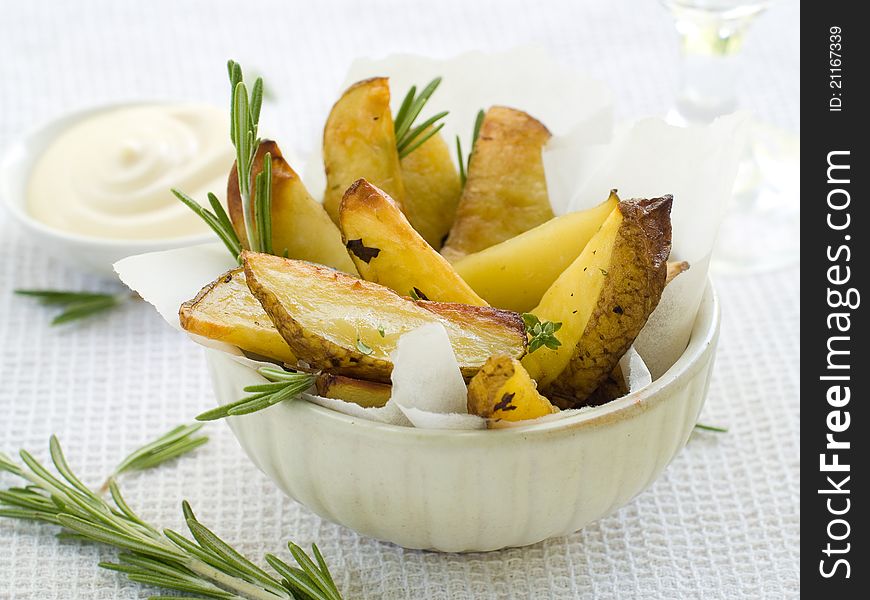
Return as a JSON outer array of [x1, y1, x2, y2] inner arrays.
[[115, 47, 742, 429]]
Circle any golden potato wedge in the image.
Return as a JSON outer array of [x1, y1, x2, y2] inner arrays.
[[453, 190, 619, 312], [441, 106, 553, 260], [522, 196, 672, 405], [339, 179, 486, 306], [322, 77, 405, 224], [227, 140, 357, 274], [242, 252, 525, 382], [315, 373, 392, 408], [467, 355, 558, 425], [179, 268, 296, 364], [399, 128, 462, 248]]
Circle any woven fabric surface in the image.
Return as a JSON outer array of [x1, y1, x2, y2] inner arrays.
[[0, 1, 799, 598]]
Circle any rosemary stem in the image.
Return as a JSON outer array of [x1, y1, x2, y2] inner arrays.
[[185, 557, 290, 600]]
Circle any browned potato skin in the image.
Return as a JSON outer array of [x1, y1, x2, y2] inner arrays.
[[322, 77, 405, 224], [567, 365, 628, 409], [545, 197, 672, 405], [315, 373, 391, 408], [399, 129, 461, 249], [227, 140, 357, 274], [179, 268, 296, 364], [559, 259, 685, 409], [441, 106, 553, 260], [242, 251, 526, 382], [339, 179, 486, 305]]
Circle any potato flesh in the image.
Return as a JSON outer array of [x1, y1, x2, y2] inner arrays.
[[441, 106, 553, 260], [322, 77, 405, 224], [339, 179, 486, 306], [453, 191, 619, 312], [242, 252, 526, 381], [521, 208, 620, 387], [227, 140, 357, 274], [179, 268, 296, 364], [315, 374, 391, 408], [467, 355, 558, 424], [399, 129, 462, 249], [523, 198, 672, 404]]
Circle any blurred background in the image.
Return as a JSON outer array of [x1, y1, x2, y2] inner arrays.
[[0, 0, 798, 154]]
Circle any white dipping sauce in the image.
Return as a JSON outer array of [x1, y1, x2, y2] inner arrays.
[[27, 104, 234, 240]]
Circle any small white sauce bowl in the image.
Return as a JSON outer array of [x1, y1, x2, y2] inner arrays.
[[206, 282, 720, 552], [0, 103, 213, 278]]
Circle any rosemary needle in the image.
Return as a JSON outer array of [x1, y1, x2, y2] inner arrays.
[[196, 367, 316, 421], [15, 289, 133, 325], [113, 424, 209, 478], [455, 108, 485, 187], [694, 423, 729, 433], [394, 77, 449, 158], [0, 437, 343, 600]]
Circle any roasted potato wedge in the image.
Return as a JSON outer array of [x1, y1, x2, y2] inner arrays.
[[522, 196, 672, 405], [399, 128, 462, 248], [467, 355, 558, 425], [228, 140, 357, 274], [315, 373, 392, 408], [242, 252, 526, 382], [441, 106, 553, 260], [339, 179, 486, 305], [322, 77, 405, 224], [179, 268, 296, 364], [453, 190, 619, 312]]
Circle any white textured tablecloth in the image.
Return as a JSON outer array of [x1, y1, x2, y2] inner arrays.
[[0, 1, 799, 598]]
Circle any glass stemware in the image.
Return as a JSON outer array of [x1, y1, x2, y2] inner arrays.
[[662, 0, 800, 273]]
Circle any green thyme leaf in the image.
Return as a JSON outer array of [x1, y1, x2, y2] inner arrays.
[[522, 313, 562, 354], [356, 338, 374, 355]]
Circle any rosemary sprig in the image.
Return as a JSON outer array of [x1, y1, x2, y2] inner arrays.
[[172, 190, 243, 260], [228, 60, 272, 254], [175, 60, 274, 262], [15, 289, 132, 325], [522, 313, 562, 353], [455, 109, 485, 187], [393, 77, 448, 158], [0, 437, 342, 600], [113, 424, 209, 478], [196, 367, 316, 421]]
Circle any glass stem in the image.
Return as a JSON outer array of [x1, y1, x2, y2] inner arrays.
[[667, 8, 758, 126]]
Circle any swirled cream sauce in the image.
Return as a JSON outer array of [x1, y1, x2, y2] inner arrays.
[[27, 104, 234, 240]]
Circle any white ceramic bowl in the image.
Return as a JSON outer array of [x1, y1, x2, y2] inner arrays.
[[206, 282, 719, 552], [0, 103, 212, 278]]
